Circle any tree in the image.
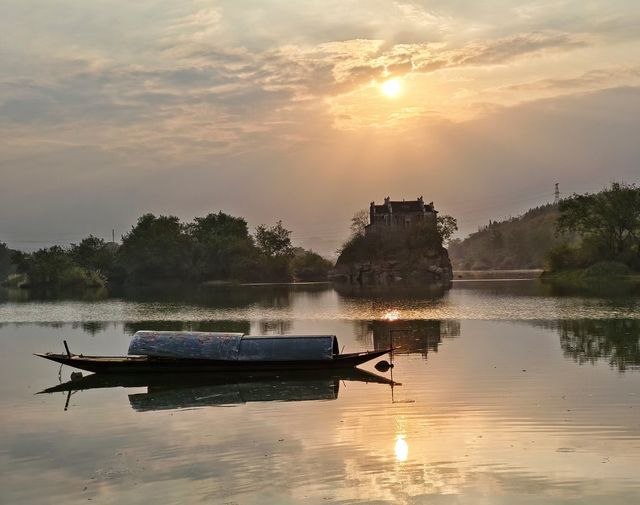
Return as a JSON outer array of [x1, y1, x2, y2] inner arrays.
[[350, 209, 369, 238], [188, 212, 250, 242], [255, 221, 294, 258], [70, 235, 116, 274], [15, 246, 103, 288], [118, 214, 193, 283], [0, 242, 14, 282], [253, 221, 295, 282], [290, 249, 333, 281], [9, 250, 30, 276], [405, 220, 442, 250], [437, 215, 458, 246], [557, 182, 640, 267], [24, 246, 73, 285], [186, 212, 256, 281]]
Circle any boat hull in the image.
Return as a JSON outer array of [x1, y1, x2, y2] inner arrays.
[[35, 348, 392, 374]]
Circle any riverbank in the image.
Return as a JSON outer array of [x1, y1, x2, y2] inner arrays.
[[541, 261, 640, 283], [453, 269, 543, 280]]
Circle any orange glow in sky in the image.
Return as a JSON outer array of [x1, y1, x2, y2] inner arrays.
[[380, 77, 402, 98]]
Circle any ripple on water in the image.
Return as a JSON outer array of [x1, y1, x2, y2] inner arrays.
[[0, 285, 639, 322]]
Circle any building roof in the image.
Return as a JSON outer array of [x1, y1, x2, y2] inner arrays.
[[373, 200, 434, 214]]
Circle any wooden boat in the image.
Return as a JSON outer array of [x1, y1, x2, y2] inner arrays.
[[36, 331, 393, 374], [35, 349, 392, 373]]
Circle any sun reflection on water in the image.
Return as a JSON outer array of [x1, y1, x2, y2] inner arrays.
[[394, 435, 409, 462]]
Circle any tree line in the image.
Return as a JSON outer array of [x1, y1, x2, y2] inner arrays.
[[1, 212, 332, 289], [548, 182, 640, 274], [449, 182, 640, 275], [3, 182, 637, 289]]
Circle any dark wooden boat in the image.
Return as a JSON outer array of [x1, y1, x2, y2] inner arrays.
[[35, 348, 392, 374], [36, 331, 393, 374]]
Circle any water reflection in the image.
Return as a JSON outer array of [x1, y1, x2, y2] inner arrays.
[[359, 319, 460, 359], [76, 321, 111, 335], [334, 282, 450, 299], [39, 369, 396, 411], [123, 320, 250, 335], [394, 435, 409, 462], [1, 286, 110, 302], [542, 278, 640, 298], [556, 319, 640, 372], [0, 319, 253, 336], [0, 283, 331, 308], [257, 320, 293, 334], [3, 279, 640, 322], [3, 318, 640, 504]]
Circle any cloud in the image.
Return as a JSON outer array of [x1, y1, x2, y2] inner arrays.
[[502, 66, 640, 93]]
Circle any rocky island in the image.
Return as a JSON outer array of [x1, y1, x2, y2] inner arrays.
[[332, 197, 455, 286]]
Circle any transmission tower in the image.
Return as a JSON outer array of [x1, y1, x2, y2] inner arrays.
[[554, 183, 560, 204]]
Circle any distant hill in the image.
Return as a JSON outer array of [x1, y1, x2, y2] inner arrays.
[[448, 203, 569, 270]]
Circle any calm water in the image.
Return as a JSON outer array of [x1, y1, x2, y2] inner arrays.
[[1, 280, 640, 504]]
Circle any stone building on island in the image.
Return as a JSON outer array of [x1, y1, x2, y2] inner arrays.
[[332, 195, 453, 287], [367, 196, 437, 233]]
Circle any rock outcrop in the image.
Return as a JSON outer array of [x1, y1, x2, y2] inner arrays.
[[332, 241, 453, 286]]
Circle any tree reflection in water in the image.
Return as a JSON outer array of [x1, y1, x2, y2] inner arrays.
[[558, 319, 640, 372], [123, 320, 250, 335]]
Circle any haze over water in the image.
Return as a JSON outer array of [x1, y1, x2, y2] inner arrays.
[[1, 280, 640, 504]]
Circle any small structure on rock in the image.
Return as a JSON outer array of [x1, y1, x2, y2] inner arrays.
[[368, 196, 437, 232]]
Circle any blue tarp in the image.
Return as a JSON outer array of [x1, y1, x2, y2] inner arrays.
[[128, 331, 338, 361]]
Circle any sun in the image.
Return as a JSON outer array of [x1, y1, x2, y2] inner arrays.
[[380, 77, 402, 98]]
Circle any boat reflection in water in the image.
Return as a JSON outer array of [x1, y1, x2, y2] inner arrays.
[[39, 369, 398, 411]]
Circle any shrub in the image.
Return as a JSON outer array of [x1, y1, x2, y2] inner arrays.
[[291, 250, 333, 281], [57, 266, 106, 288], [546, 243, 583, 272], [582, 261, 630, 278]]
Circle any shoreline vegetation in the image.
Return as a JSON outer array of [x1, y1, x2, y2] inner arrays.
[[450, 182, 640, 284], [0, 212, 333, 290], [541, 264, 640, 282], [1, 182, 638, 292], [453, 269, 543, 280]]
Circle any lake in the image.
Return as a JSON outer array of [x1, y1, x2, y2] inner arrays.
[[1, 280, 639, 504]]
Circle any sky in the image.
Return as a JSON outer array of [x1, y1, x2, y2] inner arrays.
[[1, 0, 639, 256]]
